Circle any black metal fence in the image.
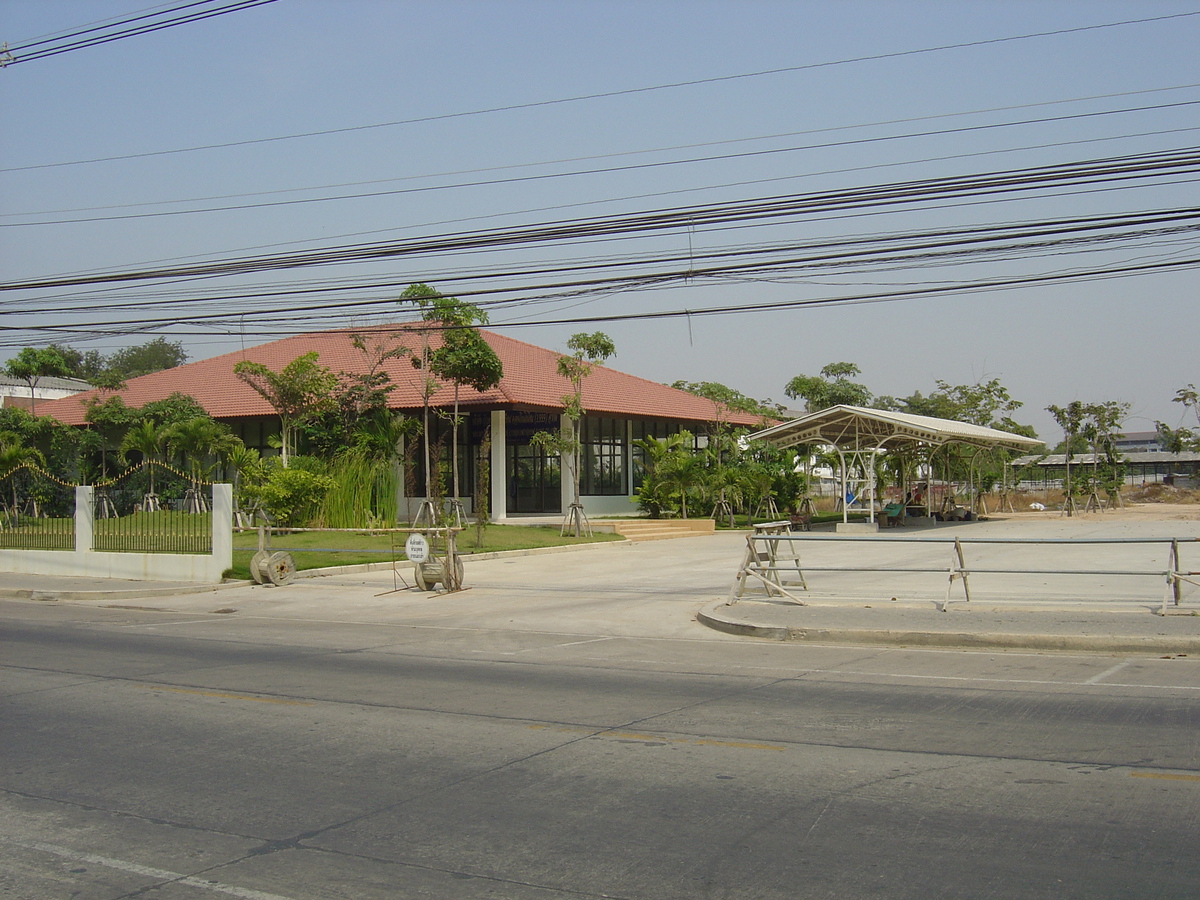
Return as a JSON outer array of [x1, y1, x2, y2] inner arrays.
[[0, 464, 76, 550], [92, 463, 213, 554]]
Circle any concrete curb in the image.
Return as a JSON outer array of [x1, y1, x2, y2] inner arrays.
[[696, 599, 1200, 655], [294, 536, 630, 579], [0, 581, 247, 602]]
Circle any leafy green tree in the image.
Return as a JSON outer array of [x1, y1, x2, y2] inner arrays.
[[303, 333, 406, 459], [785, 362, 872, 411], [1156, 384, 1200, 451], [531, 332, 615, 534], [1080, 400, 1129, 505], [430, 319, 502, 509], [670, 380, 779, 522], [139, 392, 210, 428], [400, 284, 453, 511], [82, 395, 139, 479], [887, 378, 1024, 428], [0, 431, 47, 512], [670, 381, 782, 419], [105, 337, 188, 380], [883, 377, 1035, 496], [4, 347, 71, 416], [1174, 384, 1200, 427], [46, 343, 106, 381], [32, 338, 185, 383], [1047, 401, 1087, 513], [1156, 422, 1197, 453], [234, 353, 337, 467]]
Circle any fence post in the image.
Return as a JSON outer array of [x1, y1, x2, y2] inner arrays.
[[75, 485, 94, 554], [944, 537, 972, 607], [211, 484, 233, 576]]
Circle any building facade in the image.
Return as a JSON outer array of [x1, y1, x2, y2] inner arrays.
[[39, 324, 768, 521]]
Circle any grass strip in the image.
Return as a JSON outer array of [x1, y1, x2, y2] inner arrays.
[[228, 524, 623, 580]]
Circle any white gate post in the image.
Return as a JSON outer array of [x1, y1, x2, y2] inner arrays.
[[211, 483, 233, 575], [75, 485, 94, 554]]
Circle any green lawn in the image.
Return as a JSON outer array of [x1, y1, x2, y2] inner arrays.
[[228, 524, 624, 580], [0, 516, 74, 550]]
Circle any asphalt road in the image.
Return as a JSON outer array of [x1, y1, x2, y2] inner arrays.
[[3, 596, 1199, 900]]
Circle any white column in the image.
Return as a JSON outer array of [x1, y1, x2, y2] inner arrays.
[[75, 485, 94, 553], [490, 410, 507, 522], [211, 483, 233, 574]]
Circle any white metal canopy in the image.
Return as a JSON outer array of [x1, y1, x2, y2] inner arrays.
[[747, 405, 1043, 523], [749, 405, 1044, 453]]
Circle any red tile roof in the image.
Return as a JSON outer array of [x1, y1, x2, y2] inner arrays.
[[39, 324, 768, 428]]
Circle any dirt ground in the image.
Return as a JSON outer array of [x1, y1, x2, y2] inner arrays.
[[995, 503, 1200, 522], [993, 483, 1200, 522]]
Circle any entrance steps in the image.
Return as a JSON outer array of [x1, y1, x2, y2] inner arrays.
[[592, 518, 716, 542]]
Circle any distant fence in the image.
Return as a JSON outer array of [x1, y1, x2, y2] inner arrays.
[[730, 529, 1200, 614], [0, 466, 231, 582], [0, 465, 75, 550], [91, 463, 213, 554]]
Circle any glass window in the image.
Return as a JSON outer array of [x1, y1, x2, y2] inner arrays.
[[580, 416, 626, 495]]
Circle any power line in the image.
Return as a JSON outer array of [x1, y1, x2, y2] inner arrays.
[[10, 81, 1200, 217], [8, 106, 1200, 230], [5, 9, 1197, 165], [1, 0, 278, 67], [5, 255, 1196, 346], [4, 206, 1197, 339], [76, 120, 1200, 279], [4, 146, 1198, 292], [7, 206, 1196, 315]]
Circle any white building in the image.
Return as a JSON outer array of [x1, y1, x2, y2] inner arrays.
[[1, 374, 93, 410]]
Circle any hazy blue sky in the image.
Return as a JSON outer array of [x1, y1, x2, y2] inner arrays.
[[2, 0, 1198, 440]]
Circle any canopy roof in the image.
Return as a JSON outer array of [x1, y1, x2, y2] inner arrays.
[[748, 405, 1044, 453]]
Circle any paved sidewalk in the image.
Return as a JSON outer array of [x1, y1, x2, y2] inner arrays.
[[0, 574, 237, 602], [699, 597, 1200, 654]]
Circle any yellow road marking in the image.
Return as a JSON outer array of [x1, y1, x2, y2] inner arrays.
[[528, 724, 783, 751], [1130, 772, 1200, 782], [142, 686, 313, 706]]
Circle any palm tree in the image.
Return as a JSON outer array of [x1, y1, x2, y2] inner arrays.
[[121, 420, 168, 509], [223, 443, 261, 525], [166, 417, 238, 512], [0, 433, 46, 518], [634, 431, 699, 519]]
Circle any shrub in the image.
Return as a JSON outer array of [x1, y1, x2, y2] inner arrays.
[[242, 462, 333, 527]]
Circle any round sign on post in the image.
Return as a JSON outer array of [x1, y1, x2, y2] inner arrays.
[[405, 533, 429, 564]]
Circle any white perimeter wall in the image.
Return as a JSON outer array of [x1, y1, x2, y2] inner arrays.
[[0, 484, 233, 583]]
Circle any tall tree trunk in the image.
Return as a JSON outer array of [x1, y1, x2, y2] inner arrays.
[[452, 385, 461, 502]]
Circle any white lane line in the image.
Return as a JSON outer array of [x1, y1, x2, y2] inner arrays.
[[117, 619, 221, 628], [473, 636, 616, 655], [798, 668, 1200, 690], [1086, 660, 1133, 684], [547, 637, 616, 648], [3, 838, 297, 900]]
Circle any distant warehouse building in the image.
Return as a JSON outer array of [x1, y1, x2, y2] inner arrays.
[[1, 374, 92, 410], [1012, 450, 1200, 489]]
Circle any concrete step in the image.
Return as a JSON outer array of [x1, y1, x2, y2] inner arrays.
[[592, 519, 716, 541]]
